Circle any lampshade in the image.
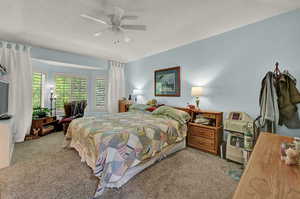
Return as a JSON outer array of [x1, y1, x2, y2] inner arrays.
[[133, 89, 143, 95], [191, 87, 203, 96]]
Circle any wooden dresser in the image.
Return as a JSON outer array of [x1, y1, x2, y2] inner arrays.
[[233, 133, 300, 199], [187, 110, 223, 155]]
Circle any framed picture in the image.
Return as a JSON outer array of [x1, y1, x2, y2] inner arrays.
[[154, 66, 180, 97]]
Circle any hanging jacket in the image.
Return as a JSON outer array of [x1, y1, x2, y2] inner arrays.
[[277, 74, 300, 127], [258, 72, 279, 132]]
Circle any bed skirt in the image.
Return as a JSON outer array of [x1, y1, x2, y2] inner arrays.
[[105, 139, 186, 188], [66, 138, 186, 197]]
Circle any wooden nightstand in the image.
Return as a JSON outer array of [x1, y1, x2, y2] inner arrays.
[[118, 100, 131, 112], [187, 110, 223, 155]]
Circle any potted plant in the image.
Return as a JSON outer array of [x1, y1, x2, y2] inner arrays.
[[32, 107, 50, 119]]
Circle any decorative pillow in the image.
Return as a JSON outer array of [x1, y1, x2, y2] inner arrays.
[[146, 106, 157, 112], [152, 106, 191, 124], [129, 104, 151, 112], [146, 99, 158, 106], [60, 117, 73, 123]]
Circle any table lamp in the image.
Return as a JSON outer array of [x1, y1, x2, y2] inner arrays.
[[133, 89, 143, 103], [191, 87, 203, 108]]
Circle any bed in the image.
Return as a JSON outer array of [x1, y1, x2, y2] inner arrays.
[[64, 106, 191, 198]]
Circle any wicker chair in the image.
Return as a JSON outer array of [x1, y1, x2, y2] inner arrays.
[[59, 100, 87, 134]]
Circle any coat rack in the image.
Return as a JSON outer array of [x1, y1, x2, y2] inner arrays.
[[274, 62, 281, 78]]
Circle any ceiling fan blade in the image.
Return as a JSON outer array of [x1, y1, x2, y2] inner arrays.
[[122, 15, 138, 20], [93, 28, 111, 37], [121, 25, 146, 31], [80, 14, 107, 25]]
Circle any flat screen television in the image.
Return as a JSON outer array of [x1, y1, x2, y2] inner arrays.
[[0, 80, 9, 116]]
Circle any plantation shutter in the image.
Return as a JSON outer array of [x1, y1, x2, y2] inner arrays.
[[32, 72, 43, 108], [95, 79, 106, 109], [55, 75, 88, 111]]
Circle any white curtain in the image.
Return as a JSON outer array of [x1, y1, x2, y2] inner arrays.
[[107, 60, 125, 113], [0, 42, 33, 142]]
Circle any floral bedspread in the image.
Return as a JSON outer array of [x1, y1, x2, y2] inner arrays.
[[64, 111, 187, 198]]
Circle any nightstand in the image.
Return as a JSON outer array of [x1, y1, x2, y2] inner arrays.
[[187, 110, 223, 155], [118, 100, 131, 112]]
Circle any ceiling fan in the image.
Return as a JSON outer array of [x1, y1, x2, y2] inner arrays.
[[80, 7, 146, 43]]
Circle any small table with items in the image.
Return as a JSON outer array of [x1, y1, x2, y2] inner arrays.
[[31, 116, 58, 137], [187, 109, 223, 155]]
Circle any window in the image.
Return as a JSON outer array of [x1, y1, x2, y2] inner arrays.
[[55, 74, 88, 111], [95, 78, 106, 109], [32, 72, 45, 108]]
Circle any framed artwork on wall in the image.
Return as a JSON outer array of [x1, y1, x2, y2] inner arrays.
[[154, 66, 180, 97]]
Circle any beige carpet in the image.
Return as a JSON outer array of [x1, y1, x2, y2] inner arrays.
[[0, 132, 240, 199]]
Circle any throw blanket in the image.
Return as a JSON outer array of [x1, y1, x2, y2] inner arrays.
[[64, 112, 187, 198]]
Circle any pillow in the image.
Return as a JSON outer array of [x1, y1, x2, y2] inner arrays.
[[152, 106, 191, 124], [146, 106, 157, 112], [129, 104, 151, 112], [146, 99, 157, 106]]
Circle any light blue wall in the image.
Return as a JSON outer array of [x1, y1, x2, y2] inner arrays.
[[126, 9, 300, 137], [31, 47, 108, 113]]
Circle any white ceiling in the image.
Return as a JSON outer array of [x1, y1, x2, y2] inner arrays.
[[1, 0, 300, 62]]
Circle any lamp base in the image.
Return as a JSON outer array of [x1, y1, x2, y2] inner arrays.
[[195, 97, 200, 109]]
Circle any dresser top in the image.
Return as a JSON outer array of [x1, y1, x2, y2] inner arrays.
[[233, 132, 300, 199], [191, 109, 223, 114], [173, 107, 222, 114]]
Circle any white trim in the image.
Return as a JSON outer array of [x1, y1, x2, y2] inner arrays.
[[32, 58, 104, 71]]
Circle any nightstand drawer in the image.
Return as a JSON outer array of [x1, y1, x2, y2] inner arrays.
[[188, 136, 215, 151], [189, 125, 215, 139]]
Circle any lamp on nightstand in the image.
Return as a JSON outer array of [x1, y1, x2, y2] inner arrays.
[[191, 87, 203, 108], [133, 89, 143, 103]]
